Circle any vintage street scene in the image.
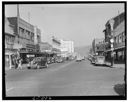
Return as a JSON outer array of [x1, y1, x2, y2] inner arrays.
[[4, 3, 125, 97]]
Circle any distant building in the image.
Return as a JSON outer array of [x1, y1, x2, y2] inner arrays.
[[60, 40, 74, 53], [52, 36, 74, 57], [92, 38, 105, 56], [52, 36, 61, 51], [40, 42, 52, 52], [60, 40, 74, 57]]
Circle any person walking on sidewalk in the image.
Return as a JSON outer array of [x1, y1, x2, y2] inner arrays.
[[15, 57, 19, 69], [18, 58, 22, 69]]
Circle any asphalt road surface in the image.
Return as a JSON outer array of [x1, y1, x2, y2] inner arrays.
[[5, 59, 125, 96]]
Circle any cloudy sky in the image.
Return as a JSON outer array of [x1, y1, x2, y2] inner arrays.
[[5, 3, 124, 47]]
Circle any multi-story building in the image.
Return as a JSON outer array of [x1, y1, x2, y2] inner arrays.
[[60, 40, 74, 57], [103, 12, 125, 63], [5, 17, 15, 52], [52, 36, 61, 52], [8, 17, 41, 52], [40, 42, 52, 52], [60, 40, 74, 53], [92, 38, 105, 56]]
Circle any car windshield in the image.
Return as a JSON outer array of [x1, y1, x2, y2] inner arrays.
[[96, 56, 105, 59]]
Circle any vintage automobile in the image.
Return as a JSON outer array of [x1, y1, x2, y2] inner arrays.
[[76, 56, 82, 62], [27, 57, 48, 69], [56, 57, 63, 63], [47, 57, 52, 64], [94, 55, 105, 65], [91, 56, 96, 64]]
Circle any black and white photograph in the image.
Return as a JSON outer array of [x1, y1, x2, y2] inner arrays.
[[2, 1, 126, 100]]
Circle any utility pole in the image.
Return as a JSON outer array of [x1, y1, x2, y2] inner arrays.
[[109, 19, 115, 67]]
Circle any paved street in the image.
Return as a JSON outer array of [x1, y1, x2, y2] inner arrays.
[[5, 59, 125, 96]]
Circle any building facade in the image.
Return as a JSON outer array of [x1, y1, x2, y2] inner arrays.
[[103, 12, 125, 63], [60, 40, 74, 57], [92, 38, 105, 56], [8, 17, 41, 52], [60, 40, 74, 53], [40, 42, 52, 52], [52, 36, 61, 51], [5, 17, 15, 51]]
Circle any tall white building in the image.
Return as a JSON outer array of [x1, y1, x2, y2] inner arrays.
[[52, 36, 74, 57], [60, 40, 74, 53]]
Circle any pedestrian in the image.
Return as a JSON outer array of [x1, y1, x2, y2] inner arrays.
[[15, 57, 18, 69], [18, 58, 22, 69]]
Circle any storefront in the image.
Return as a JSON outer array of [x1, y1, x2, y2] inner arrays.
[[5, 51, 16, 70], [104, 45, 125, 64]]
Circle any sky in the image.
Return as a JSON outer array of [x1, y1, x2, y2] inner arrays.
[[5, 3, 124, 47]]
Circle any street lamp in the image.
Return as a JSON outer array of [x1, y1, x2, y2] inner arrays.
[[109, 19, 115, 67]]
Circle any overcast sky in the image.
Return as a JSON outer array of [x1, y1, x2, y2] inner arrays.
[[5, 4, 124, 47]]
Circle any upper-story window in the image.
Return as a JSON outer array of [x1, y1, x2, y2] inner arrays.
[[118, 33, 122, 43], [19, 27, 24, 37], [115, 36, 118, 44], [26, 30, 30, 39], [122, 32, 125, 42], [31, 32, 34, 41]]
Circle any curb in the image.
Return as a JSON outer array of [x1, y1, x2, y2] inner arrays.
[[105, 64, 125, 69]]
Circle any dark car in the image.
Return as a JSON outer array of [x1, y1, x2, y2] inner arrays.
[[27, 57, 48, 69]]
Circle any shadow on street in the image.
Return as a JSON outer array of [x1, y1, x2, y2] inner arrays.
[[91, 63, 111, 68], [113, 83, 125, 96]]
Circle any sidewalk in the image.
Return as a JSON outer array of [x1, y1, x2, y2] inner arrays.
[[105, 62, 125, 69]]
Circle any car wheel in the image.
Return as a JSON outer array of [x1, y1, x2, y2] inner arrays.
[[37, 65, 40, 69], [46, 64, 48, 68], [28, 67, 30, 69]]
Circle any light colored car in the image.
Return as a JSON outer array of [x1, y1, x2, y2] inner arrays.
[[94, 56, 105, 65], [56, 57, 63, 63], [76, 56, 82, 62]]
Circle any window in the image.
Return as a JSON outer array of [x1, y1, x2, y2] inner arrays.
[[26, 30, 30, 39], [118, 34, 122, 43], [31, 33, 34, 41], [116, 36, 119, 44], [114, 37, 116, 43], [122, 32, 125, 42]]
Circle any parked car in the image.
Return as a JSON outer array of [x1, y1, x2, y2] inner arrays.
[[81, 56, 85, 60], [27, 57, 48, 69], [47, 57, 52, 64], [76, 56, 82, 62], [91, 56, 95, 64], [56, 57, 63, 63], [94, 55, 105, 65]]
